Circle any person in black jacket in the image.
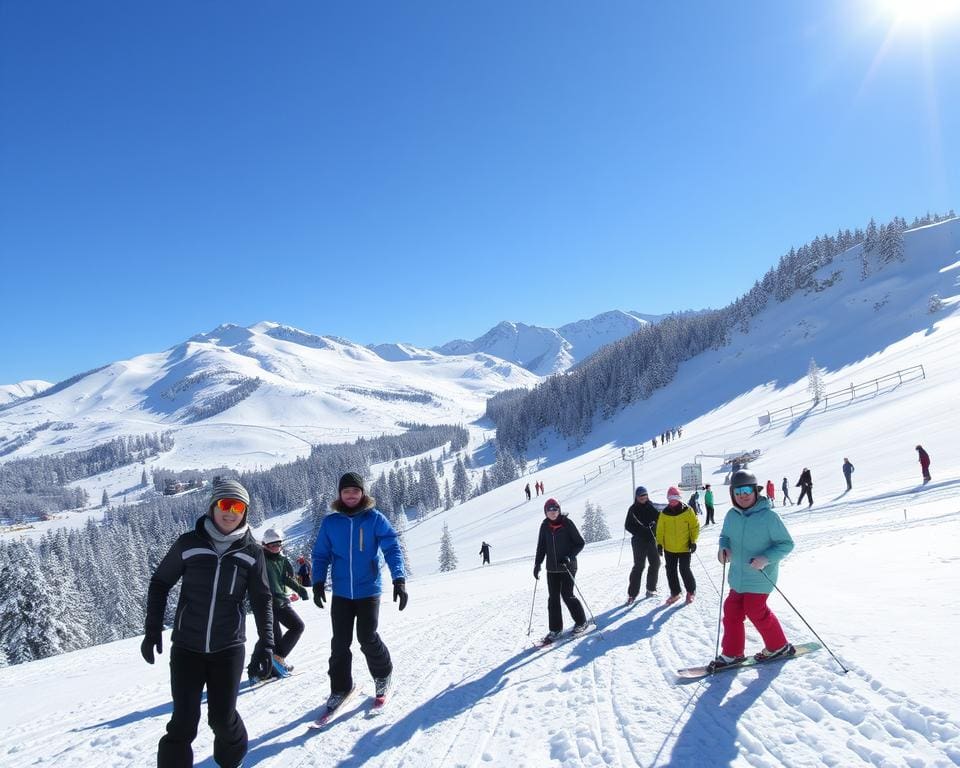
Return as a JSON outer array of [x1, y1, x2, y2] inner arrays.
[[624, 486, 660, 603], [796, 468, 813, 507], [142, 478, 274, 768], [479, 541, 492, 565], [533, 498, 587, 644]]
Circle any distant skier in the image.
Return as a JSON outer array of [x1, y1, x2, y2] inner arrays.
[[248, 527, 308, 681], [656, 487, 699, 605], [842, 458, 855, 491], [703, 484, 716, 525], [533, 498, 588, 644], [624, 486, 661, 603], [781, 477, 793, 506], [796, 468, 813, 507], [765, 479, 776, 504], [525, 483, 532, 501], [652, 437, 657, 448], [296, 556, 311, 587], [311, 472, 407, 714], [916, 445, 931, 484], [141, 478, 274, 768], [479, 541, 492, 565], [687, 490, 703, 516], [709, 470, 795, 672]]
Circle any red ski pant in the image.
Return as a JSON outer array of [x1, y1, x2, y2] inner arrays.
[[721, 590, 788, 657]]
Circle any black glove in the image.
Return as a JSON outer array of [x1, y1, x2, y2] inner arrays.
[[140, 631, 162, 664], [296, 585, 308, 601], [657, 545, 663, 557], [393, 579, 408, 611], [688, 543, 697, 553], [559, 555, 572, 567], [313, 583, 326, 609], [533, 564, 541, 580], [254, 646, 274, 678]]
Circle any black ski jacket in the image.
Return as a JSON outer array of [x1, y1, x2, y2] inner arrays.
[[624, 500, 659, 542], [534, 515, 585, 573], [145, 517, 274, 654]]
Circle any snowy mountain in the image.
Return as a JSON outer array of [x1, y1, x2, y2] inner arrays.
[[433, 310, 657, 375], [0, 380, 51, 405], [0, 321, 538, 471]]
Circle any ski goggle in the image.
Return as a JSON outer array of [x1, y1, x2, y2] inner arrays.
[[263, 540, 282, 548], [215, 498, 247, 514], [732, 486, 756, 496], [545, 505, 560, 512]]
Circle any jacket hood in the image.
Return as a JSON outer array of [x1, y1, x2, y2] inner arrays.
[[331, 494, 376, 515], [662, 501, 690, 517]]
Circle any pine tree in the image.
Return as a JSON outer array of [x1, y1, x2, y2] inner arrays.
[[582, 501, 597, 542], [438, 522, 458, 572], [141, 468, 148, 487], [0, 540, 67, 663], [452, 457, 470, 504], [807, 358, 825, 404], [593, 503, 611, 542], [444, 480, 453, 510], [101, 489, 110, 507]]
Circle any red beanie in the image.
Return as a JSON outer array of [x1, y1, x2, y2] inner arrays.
[[544, 498, 561, 513], [667, 487, 682, 502]]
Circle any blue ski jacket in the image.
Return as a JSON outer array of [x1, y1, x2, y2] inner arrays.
[[718, 496, 794, 595], [312, 504, 406, 599]]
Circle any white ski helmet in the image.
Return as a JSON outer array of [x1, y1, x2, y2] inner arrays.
[[262, 527, 284, 545]]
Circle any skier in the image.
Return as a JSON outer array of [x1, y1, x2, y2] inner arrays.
[[652, 437, 657, 449], [656, 487, 699, 605], [311, 472, 407, 715], [296, 556, 311, 587], [780, 477, 793, 506], [765, 479, 776, 505], [688, 490, 703, 516], [248, 528, 308, 681], [624, 486, 660, 603], [842, 458, 855, 491], [703, 484, 716, 525], [708, 470, 795, 672], [141, 478, 274, 768], [479, 541, 492, 565], [533, 498, 588, 643], [796, 468, 813, 507], [916, 445, 931, 484], [525, 483, 532, 501]]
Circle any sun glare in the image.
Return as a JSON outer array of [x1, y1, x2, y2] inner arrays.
[[876, 0, 960, 28]]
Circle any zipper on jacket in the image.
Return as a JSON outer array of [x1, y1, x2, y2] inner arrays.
[[349, 517, 355, 599], [359, 527, 364, 552], [229, 565, 238, 594], [176, 604, 186, 631], [206, 556, 223, 653]]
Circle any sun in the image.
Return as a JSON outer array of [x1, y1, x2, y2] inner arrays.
[[875, 0, 960, 28]]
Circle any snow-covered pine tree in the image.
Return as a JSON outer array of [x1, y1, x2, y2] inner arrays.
[[438, 522, 457, 572], [0, 540, 67, 663], [807, 358, 825, 404], [141, 468, 148, 487], [593, 503, 611, 541], [582, 501, 597, 543], [392, 507, 412, 578], [101, 489, 109, 507], [452, 457, 470, 504], [443, 480, 453, 510]]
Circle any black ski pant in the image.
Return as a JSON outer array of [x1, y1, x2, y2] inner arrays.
[[844, 475, 852, 491], [158, 644, 246, 768], [663, 551, 696, 597], [705, 505, 715, 525], [546, 568, 586, 631], [329, 595, 392, 692], [627, 536, 660, 597], [249, 599, 304, 674], [797, 485, 813, 507]]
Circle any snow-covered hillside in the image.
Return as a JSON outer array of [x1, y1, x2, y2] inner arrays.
[[0, 219, 958, 767], [0, 380, 50, 405], [433, 310, 655, 375], [0, 321, 538, 472]]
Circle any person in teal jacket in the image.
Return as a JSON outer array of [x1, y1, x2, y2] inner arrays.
[[311, 472, 407, 710], [708, 470, 795, 672]]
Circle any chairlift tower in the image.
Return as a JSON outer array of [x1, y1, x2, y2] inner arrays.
[[620, 446, 645, 497]]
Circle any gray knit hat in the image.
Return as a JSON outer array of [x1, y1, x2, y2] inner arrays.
[[209, 477, 251, 515], [338, 472, 364, 492]]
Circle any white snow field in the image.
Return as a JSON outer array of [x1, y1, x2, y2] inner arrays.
[[1, 218, 959, 766]]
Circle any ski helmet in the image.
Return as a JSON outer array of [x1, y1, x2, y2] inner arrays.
[[262, 527, 284, 545], [729, 470, 760, 508]]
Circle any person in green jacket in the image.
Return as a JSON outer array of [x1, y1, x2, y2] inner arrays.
[[247, 526, 308, 680], [709, 470, 795, 672], [703, 484, 716, 525]]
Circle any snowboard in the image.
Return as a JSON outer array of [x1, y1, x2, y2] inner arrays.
[[676, 641, 821, 681], [308, 686, 358, 730]]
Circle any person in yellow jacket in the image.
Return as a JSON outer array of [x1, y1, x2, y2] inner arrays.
[[656, 486, 700, 605]]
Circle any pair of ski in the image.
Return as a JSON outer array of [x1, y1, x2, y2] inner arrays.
[[532, 622, 597, 649], [308, 684, 390, 729], [676, 641, 821, 681]]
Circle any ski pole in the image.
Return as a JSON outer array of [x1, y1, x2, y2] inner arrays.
[[714, 560, 726, 663], [693, 548, 721, 596], [563, 563, 603, 639], [526, 576, 539, 636], [617, 531, 626, 567], [756, 567, 849, 673]]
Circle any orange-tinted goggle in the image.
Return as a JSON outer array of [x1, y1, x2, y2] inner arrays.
[[216, 498, 247, 514]]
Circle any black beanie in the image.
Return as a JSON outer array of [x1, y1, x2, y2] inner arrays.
[[338, 472, 364, 493]]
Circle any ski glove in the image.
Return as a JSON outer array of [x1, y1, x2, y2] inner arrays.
[[559, 555, 572, 567], [313, 583, 326, 609], [749, 555, 769, 570], [254, 646, 274, 679], [533, 564, 541, 580], [718, 548, 730, 564], [657, 545, 664, 557], [296, 586, 309, 601], [688, 543, 697, 553], [140, 631, 162, 664], [393, 579, 408, 611]]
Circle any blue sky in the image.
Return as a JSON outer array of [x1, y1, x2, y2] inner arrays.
[[2, 1, 958, 384]]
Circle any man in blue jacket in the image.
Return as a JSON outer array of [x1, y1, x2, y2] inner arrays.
[[312, 472, 407, 710]]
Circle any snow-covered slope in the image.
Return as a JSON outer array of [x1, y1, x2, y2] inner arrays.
[[433, 310, 655, 375], [0, 321, 538, 471], [0, 380, 51, 405]]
